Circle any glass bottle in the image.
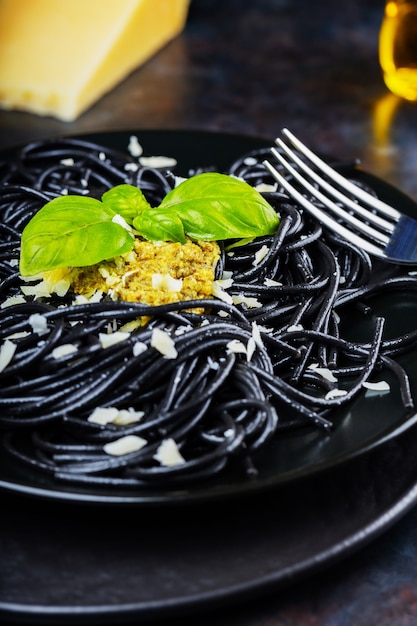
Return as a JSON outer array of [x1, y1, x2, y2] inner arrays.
[[379, 0, 417, 101]]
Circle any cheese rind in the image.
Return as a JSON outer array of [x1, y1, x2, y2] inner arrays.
[[0, 0, 190, 121]]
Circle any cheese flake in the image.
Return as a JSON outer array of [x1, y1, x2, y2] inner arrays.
[[253, 245, 269, 266], [29, 313, 49, 335], [0, 339, 17, 373], [112, 213, 133, 232], [227, 339, 247, 355], [139, 155, 177, 169], [212, 281, 234, 304], [251, 321, 264, 347], [21, 282, 52, 299], [151, 273, 183, 292], [1, 295, 26, 309], [286, 324, 304, 332], [99, 331, 130, 349], [308, 364, 338, 383], [132, 341, 148, 356], [104, 435, 147, 456], [363, 380, 390, 394], [154, 438, 185, 467], [232, 295, 262, 309], [127, 135, 143, 158], [264, 278, 282, 287], [151, 328, 178, 359], [325, 389, 348, 400], [52, 343, 78, 359], [255, 182, 278, 192], [246, 337, 256, 362], [89, 406, 144, 426]]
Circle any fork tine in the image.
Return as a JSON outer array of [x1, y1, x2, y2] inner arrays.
[[265, 147, 390, 247], [262, 158, 387, 259], [274, 137, 394, 234], [280, 128, 402, 221]]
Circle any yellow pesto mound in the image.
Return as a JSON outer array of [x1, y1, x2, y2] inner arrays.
[[43, 238, 221, 306]]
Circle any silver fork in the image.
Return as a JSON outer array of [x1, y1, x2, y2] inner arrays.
[[263, 128, 417, 265]]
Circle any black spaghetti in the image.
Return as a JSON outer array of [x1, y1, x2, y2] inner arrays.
[[0, 136, 416, 488]]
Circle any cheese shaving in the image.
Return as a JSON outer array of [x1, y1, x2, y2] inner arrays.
[[151, 328, 177, 359], [308, 364, 338, 383], [88, 406, 144, 426], [51, 343, 78, 359], [0, 339, 17, 373], [363, 380, 390, 393], [253, 245, 269, 266], [212, 281, 234, 304], [104, 435, 147, 456], [154, 438, 185, 467], [98, 331, 130, 349], [139, 155, 177, 169], [1, 295, 26, 308], [325, 389, 348, 400], [29, 313, 49, 335], [132, 341, 148, 356], [151, 273, 183, 292], [127, 135, 143, 158], [227, 339, 247, 355]]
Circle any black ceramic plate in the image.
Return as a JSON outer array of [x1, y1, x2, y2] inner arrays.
[[2, 421, 417, 625], [1, 129, 417, 506]]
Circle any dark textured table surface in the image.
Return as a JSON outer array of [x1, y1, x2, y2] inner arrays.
[[2, 1, 417, 625]]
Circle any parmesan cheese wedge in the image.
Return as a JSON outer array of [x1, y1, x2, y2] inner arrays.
[[0, 0, 190, 121]]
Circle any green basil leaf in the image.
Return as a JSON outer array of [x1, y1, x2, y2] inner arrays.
[[102, 184, 151, 222], [158, 173, 280, 240], [133, 208, 186, 244], [20, 196, 134, 276]]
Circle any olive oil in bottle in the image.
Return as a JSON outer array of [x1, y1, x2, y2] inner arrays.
[[379, 0, 417, 101]]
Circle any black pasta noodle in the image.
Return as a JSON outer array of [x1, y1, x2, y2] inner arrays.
[[0, 136, 417, 489]]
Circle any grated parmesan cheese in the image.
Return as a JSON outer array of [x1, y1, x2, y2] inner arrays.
[[286, 324, 303, 332], [88, 406, 144, 426], [255, 182, 278, 192], [127, 135, 143, 158], [232, 295, 262, 309], [325, 389, 348, 400], [51, 343, 78, 359], [6, 331, 30, 340], [215, 278, 234, 291], [251, 321, 264, 347], [124, 162, 139, 172], [1, 295, 26, 308], [0, 339, 17, 373], [151, 328, 177, 359], [151, 273, 183, 292], [212, 281, 234, 304], [29, 313, 49, 335], [264, 278, 282, 287], [246, 336, 256, 362], [154, 438, 185, 466], [104, 435, 147, 456], [132, 341, 148, 356], [139, 155, 177, 169], [227, 339, 247, 355], [98, 331, 130, 349], [363, 380, 390, 394], [112, 214, 134, 232], [308, 364, 338, 383], [253, 245, 269, 266]]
